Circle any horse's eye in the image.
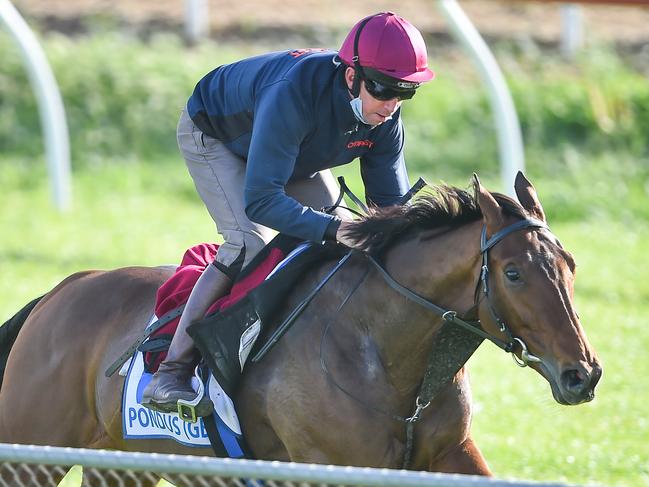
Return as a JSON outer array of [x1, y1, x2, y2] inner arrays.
[[505, 269, 520, 282]]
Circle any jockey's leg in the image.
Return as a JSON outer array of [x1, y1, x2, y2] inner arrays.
[[142, 110, 347, 417], [142, 109, 268, 417], [141, 263, 230, 416], [285, 169, 354, 222]]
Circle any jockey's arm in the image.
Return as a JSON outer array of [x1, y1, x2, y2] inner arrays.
[[243, 80, 340, 243]]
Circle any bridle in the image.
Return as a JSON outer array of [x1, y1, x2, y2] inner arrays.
[[367, 217, 549, 368], [475, 218, 549, 366], [321, 217, 551, 468]]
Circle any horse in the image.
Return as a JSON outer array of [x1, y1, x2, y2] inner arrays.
[[0, 172, 601, 476]]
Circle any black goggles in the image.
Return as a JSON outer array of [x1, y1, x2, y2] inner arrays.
[[363, 77, 417, 101]]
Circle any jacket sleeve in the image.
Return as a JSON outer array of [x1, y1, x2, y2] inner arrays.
[[360, 113, 410, 207], [243, 79, 339, 242]]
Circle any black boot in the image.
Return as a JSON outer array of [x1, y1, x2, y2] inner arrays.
[[140, 337, 213, 418]]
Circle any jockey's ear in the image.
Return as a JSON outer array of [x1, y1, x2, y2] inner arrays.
[[514, 171, 546, 222], [473, 173, 504, 237]]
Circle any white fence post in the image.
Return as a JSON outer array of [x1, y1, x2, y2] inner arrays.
[[437, 0, 525, 196], [560, 4, 583, 59], [185, 0, 209, 45], [0, 0, 71, 211]]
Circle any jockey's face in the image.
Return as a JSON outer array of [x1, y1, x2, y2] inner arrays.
[[345, 67, 402, 126]]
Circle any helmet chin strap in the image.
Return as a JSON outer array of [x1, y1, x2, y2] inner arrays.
[[350, 15, 373, 98], [348, 15, 375, 125]]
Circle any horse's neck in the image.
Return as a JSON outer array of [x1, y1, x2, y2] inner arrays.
[[362, 221, 483, 394]]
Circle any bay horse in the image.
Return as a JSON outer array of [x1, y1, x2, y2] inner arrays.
[[0, 172, 601, 475]]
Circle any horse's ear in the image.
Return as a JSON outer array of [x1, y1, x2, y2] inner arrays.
[[473, 173, 504, 233], [514, 171, 546, 222]]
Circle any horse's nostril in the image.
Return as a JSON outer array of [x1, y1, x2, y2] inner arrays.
[[561, 369, 586, 391]]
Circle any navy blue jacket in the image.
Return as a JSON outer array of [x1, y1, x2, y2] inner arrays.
[[187, 49, 409, 242]]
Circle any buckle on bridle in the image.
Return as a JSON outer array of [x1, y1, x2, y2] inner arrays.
[[406, 396, 431, 423], [481, 264, 489, 295], [442, 310, 457, 322]]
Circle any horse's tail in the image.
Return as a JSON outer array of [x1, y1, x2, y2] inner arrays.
[[0, 296, 43, 390]]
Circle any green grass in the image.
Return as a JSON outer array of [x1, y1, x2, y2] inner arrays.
[[0, 158, 214, 319], [2, 159, 648, 487]]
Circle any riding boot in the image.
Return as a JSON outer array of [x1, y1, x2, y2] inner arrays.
[[142, 264, 232, 417]]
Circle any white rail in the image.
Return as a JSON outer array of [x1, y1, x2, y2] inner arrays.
[[560, 4, 584, 58], [0, 443, 578, 486], [0, 0, 71, 210]]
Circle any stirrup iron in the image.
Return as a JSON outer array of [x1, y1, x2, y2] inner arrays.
[[177, 366, 206, 423]]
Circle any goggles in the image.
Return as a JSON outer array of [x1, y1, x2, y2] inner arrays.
[[363, 77, 417, 101]]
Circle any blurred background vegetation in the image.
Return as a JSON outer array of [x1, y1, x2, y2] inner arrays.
[[2, 29, 648, 220], [1, 2, 648, 486]]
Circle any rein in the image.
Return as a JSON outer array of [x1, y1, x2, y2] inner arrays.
[[366, 256, 508, 350], [254, 177, 427, 363]]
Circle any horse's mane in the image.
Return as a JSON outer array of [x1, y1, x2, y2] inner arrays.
[[344, 184, 528, 254]]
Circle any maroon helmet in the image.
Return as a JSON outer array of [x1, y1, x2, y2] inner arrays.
[[339, 12, 435, 97]]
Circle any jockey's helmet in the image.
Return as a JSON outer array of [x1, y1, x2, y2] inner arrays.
[[338, 12, 435, 99]]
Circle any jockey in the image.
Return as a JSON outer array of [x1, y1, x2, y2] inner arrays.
[[142, 11, 435, 417]]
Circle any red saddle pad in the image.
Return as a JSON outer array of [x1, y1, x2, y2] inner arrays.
[[145, 243, 287, 372]]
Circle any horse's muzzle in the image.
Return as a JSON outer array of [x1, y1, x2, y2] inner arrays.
[[556, 362, 603, 405]]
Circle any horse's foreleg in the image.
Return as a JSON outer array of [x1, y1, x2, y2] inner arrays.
[[429, 437, 492, 476]]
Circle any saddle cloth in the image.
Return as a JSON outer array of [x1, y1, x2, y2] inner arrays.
[[122, 321, 243, 453]]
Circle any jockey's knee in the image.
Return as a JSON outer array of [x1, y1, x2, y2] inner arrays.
[[241, 232, 267, 267], [214, 231, 267, 279]]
